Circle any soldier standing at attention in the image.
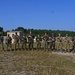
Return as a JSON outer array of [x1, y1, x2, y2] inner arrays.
[[57, 33, 63, 51], [36, 34, 42, 50], [28, 31, 34, 50], [72, 34, 75, 53], [6, 34, 12, 51], [0, 32, 4, 51], [50, 33, 56, 51], [43, 32, 49, 50], [21, 34, 27, 50], [64, 34, 70, 52], [13, 32, 20, 50]]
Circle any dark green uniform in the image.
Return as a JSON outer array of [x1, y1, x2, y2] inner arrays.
[[21, 35, 27, 49], [0, 34, 4, 50], [49, 37, 52, 50], [28, 32, 34, 49], [50, 34, 56, 50], [72, 35, 75, 52], [43, 33, 49, 49], [6, 34, 12, 51], [36, 34, 42, 49]]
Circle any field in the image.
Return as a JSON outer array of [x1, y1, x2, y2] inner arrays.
[[0, 49, 75, 75]]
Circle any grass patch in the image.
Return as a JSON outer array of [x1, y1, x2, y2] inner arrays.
[[0, 50, 75, 75]]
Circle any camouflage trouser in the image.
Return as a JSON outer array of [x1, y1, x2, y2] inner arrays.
[[14, 41, 19, 50], [49, 42, 52, 49], [37, 42, 41, 49], [44, 41, 49, 49], [21, 42, 27, 49], [72, 44, 75, 52], [0, 42, 4, 50], [28, 41, 34, 49], [50, 42, 55, 50], [6, 43, 12, 50], [65, 43, 70, 52], [56, 42, 63, 50]]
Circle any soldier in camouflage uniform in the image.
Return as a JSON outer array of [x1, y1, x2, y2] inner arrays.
[[28, 31, 34, 50], [48, 37, 52, 50], [13, 32, 20, 50], [72, 34, 75, 53], [57, 33, 63, 51], [36, 34, 42, 49], [0, 32, 4, 50], [21, 34, 27, 50], [43, 32, 49, 50], [64, 34, 70, 52], [6, 34, 12, 51], [50, 33, 56, 51]]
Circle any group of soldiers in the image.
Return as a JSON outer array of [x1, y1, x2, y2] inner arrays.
[[0, 31, 75, 53]]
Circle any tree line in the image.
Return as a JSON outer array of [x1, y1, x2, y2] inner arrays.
[[0, 26, 75, 37]]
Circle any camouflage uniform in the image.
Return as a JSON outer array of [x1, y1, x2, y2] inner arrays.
[[21, 34, 27, 49], [0, 33, 4, 50], [64, 34, 70, 52], [13, 32, 20, 50], [36, 34, 42, 49], [72, 35, 75, 52], [28, 31, 34, 49], [43, 32, 49, 49], [50, 33, 56, 50], [57, 33, 63, 51], [6, 34, 12, 50]]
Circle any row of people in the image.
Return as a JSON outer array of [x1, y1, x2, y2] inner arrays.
[[0, 31, 75, 52]]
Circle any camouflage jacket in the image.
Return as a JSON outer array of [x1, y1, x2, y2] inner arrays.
[[36, 36, 42, 42], [57, 36, 62, 42], [72, 37, 75, 44], [28, 34, 34, 42], [43, 35, 49, 41], [0, 36, 4, 43], [51, 36, 56, 42], [65, 37, 70, 43], [21, 36, 27, 43], [14, 35, 19, 42], [6, 37, 12, 44]]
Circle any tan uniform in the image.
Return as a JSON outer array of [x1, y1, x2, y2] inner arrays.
[[36, 35, 42, 49], [13, 34, 20, 50], [57, 36, 63, 51], [64, 36, 70, 52]]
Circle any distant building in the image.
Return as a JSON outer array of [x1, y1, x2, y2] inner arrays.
[[7, 31, 23, 43]]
